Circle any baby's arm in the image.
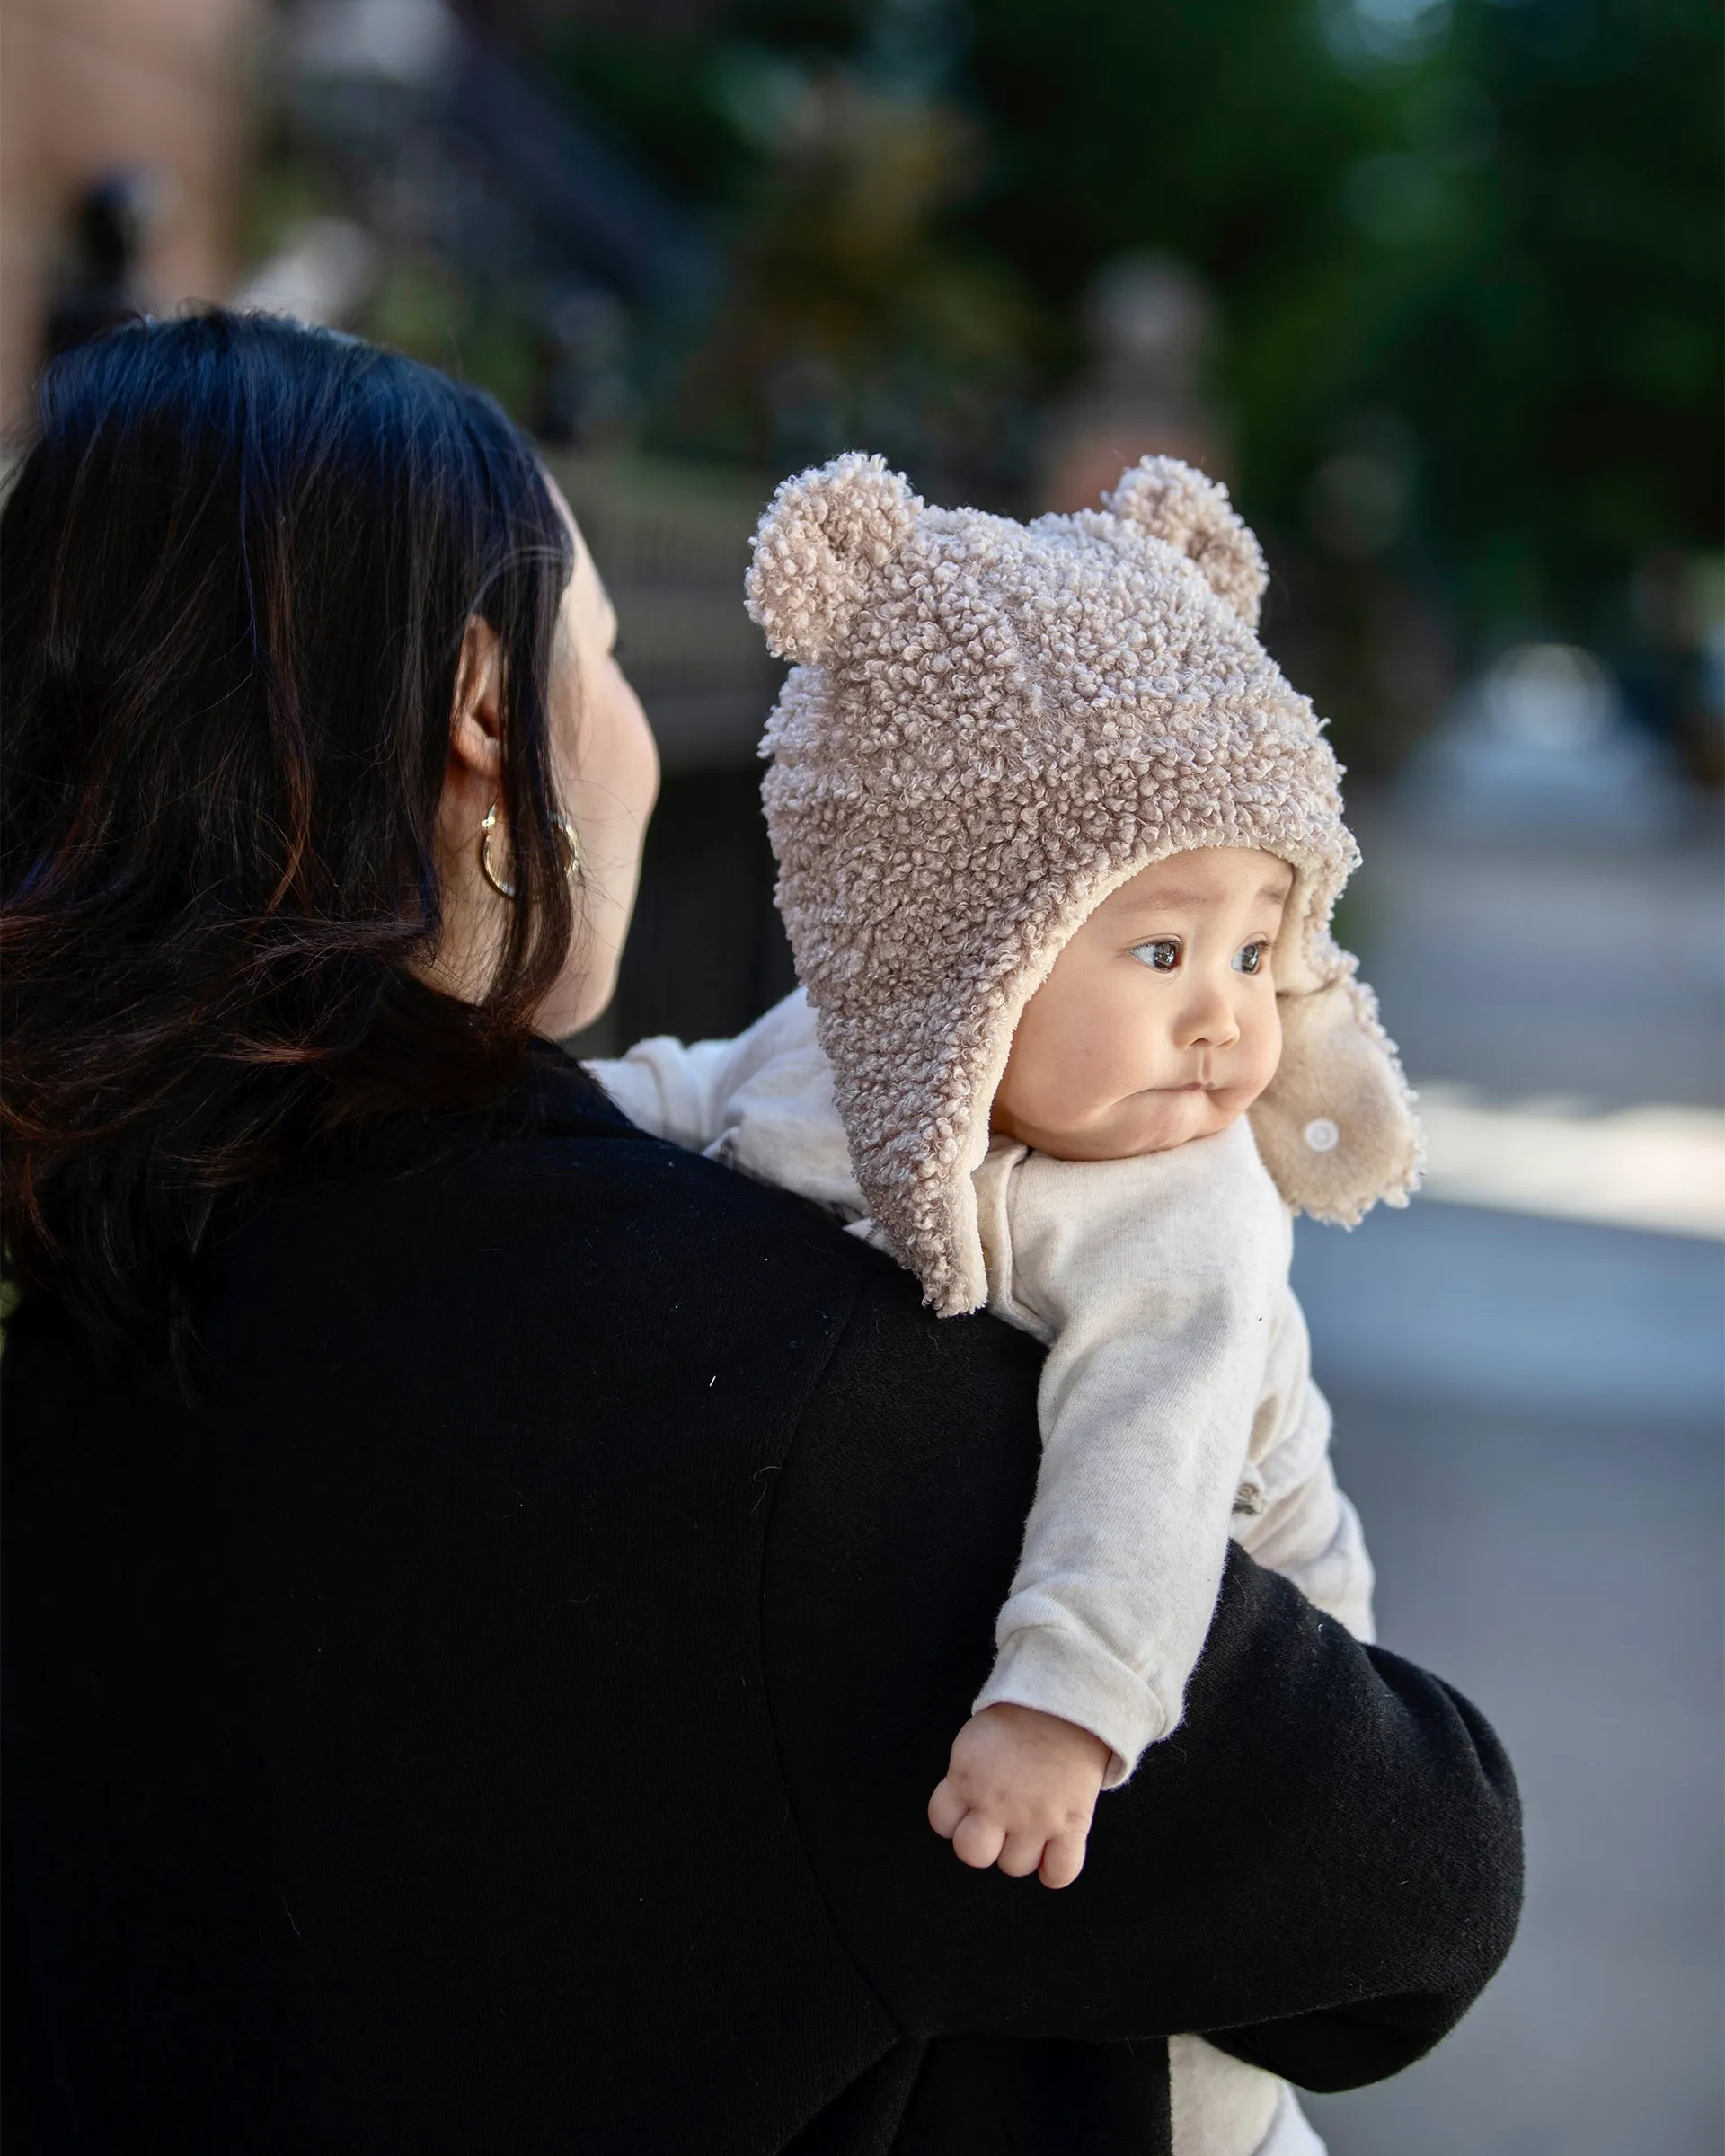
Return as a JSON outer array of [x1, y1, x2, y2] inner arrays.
[[587, 988, 818, 1153], [941, 1129, 1287, 1884], [1239, 1433, 1377, 1643], [1233, 1294, 1377, 1642], [587, 1033, 742, 1151]]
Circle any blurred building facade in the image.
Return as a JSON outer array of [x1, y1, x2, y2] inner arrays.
[[0, 0, 260, 428], [1037, 253, 1227, 513]]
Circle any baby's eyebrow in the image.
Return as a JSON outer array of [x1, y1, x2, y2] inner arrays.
[[1113, 880, 1292, 916]]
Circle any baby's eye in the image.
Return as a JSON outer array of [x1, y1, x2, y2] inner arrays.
[[1131, 938, 1181, 972], [1233, 941, 1269, 976]]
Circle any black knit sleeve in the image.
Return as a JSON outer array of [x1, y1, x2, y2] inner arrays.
[[761, 1271, 1522, 2092]]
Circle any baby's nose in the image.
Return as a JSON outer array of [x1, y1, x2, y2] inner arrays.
[[1179, 986, 1241, 1051]]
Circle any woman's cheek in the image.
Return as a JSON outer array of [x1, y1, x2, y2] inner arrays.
[[613, 666, 660, 824]]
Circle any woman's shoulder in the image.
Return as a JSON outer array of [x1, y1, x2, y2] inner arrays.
[[1, 1052, 1031, 2151], [205, 1048, 907, 1405], [6, 1043, 1037, 1457]]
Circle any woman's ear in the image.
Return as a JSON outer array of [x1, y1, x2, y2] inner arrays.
[[450, 616, 505, 782]]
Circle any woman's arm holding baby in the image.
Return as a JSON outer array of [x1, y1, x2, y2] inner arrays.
[[764, 1271, 1522, 2089]]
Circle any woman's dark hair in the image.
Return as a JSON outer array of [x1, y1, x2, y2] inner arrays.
[[1, 311, 577, 1375]]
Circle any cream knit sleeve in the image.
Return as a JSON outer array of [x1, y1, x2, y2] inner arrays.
[[972, 1121, 1290, 1785], [587, 989, 819, 1154], [588, 991, 866, 1217]]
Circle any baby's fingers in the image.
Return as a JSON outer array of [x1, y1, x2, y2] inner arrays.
[[929, 1777, 1013, 1870], [1038, 1828, 1088, 1891], [951, 1810, 1006, 1871], [996, 1829, 1047, 1879], [927, 1776, 968, 1841]]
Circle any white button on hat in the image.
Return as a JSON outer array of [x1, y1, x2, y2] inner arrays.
[[1303, 1117, 1340, 1153]]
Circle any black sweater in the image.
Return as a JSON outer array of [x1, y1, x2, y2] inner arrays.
[[2, 1050, 1521, 2153]]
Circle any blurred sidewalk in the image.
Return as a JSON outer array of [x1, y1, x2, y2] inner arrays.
[[1343, 804, 1723, 1110], [1296, 809, 1723, 2156]]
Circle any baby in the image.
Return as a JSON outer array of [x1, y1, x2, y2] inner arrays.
[[592, 455, 1421, 2156]]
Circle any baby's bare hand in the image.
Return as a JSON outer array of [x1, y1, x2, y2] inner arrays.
[[927, 1703, 1110, 1889]]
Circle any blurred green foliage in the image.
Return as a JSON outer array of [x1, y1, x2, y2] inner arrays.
[[242, 126, 552, 448], [543, 0, 1720, 672]]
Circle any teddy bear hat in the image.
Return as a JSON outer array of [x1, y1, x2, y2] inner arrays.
[[747, 452, 1420, 1316]]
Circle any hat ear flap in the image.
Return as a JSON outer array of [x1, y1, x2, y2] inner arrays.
[[747, 452, 922, 664], [1105, 456, 1268, 629], [1250, 973, 1423, 1225]]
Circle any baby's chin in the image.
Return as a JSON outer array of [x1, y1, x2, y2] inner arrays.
[[1033, 1087, 1257, 1162]]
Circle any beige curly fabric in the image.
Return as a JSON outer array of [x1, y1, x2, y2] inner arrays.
[[747, 453, 1422, 1316]]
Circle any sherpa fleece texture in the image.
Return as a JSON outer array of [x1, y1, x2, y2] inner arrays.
[[746, 453, 1422, 1316]]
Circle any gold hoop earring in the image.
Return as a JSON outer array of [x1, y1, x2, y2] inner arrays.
[[479, 804, 581, 901], [478, 802, 515, 901]]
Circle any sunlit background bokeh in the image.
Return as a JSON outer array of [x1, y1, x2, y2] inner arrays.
[[3, 2, 1720, 2147]]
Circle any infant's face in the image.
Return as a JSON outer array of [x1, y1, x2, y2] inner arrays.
[[991, 847, 1292, 1162]]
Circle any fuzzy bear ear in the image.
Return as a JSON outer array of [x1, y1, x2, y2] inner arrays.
[[746, 453, 922, 665], [1249, 974, 1423, 1226], [1104, 456, 1268, 630]]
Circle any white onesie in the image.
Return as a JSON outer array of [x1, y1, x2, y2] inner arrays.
[[591, 986, 1371, 2156]]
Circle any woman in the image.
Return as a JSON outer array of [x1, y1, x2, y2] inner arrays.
[[0, 314, 1520, 2155]]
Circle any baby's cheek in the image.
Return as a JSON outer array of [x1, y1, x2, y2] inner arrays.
[[1240, 1004, 1284, 1103], [1047, 1009, 1130, 1119], [1261, 998, 1287, 1077], [1113, 995, 1175, 1093]]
